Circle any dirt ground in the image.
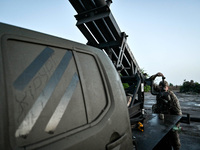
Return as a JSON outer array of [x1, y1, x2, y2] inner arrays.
[[144, 91, 200, 150]]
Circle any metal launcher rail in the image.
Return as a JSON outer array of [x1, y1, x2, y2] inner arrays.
[[69, 0, 145, 122]]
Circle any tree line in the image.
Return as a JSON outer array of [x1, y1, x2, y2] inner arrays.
[[180, 80, 200, 93]]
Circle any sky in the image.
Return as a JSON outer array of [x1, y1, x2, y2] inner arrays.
[[0, 0, 200, 85]]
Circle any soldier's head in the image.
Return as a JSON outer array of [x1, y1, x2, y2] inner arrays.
[[159, 81, 169, 91]]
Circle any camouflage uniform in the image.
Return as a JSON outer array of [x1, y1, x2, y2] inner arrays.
[[152, 83, 182, 115], [152, 82, 182, 150]]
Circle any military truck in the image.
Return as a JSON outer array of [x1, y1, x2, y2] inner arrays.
[[0, 0, 182, 149]]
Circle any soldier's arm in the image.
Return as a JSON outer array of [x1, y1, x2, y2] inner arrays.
[[169, 91, 182, 115], [149, 72, 163, 92], [149, 72, 164, 80]]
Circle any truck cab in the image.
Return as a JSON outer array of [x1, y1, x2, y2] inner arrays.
[[0, 23, 134, 150]]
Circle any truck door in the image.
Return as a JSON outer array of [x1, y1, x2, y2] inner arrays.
[[0, 23, 134, 150]]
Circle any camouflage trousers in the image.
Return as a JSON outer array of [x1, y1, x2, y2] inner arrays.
[[168, 130, 181, 150]]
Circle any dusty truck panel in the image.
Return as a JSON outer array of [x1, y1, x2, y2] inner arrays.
[[0, 23, 134, 150]]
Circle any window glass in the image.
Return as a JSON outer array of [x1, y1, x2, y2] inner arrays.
[[76, 52, 107, 123]]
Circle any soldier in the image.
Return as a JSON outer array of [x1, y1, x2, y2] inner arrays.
[[150, 72, 182, 150]]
